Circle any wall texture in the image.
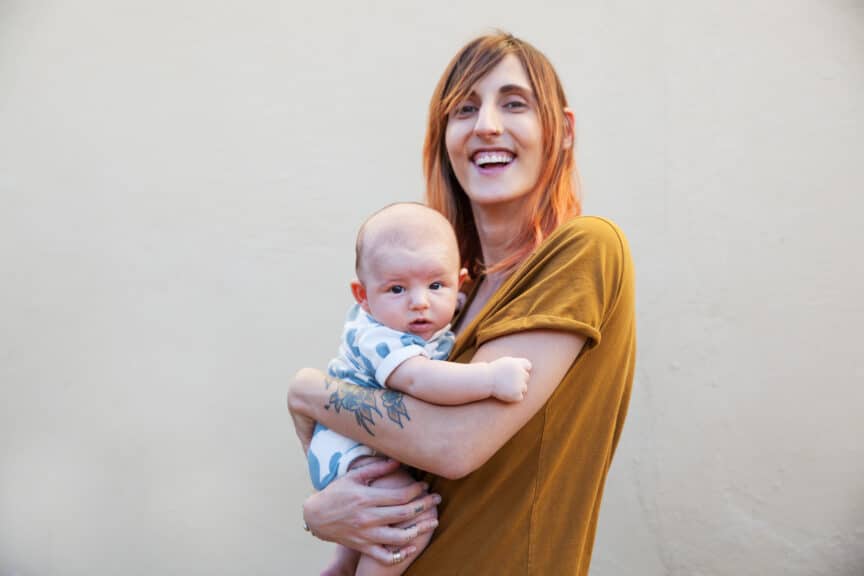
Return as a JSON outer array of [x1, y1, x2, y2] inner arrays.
[[1, 1, 862, 574]]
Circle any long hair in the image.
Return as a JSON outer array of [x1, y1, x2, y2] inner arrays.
[[423, 32, 581, 277]]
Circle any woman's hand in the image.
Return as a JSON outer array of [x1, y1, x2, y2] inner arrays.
[[302, 458, 440, 564]]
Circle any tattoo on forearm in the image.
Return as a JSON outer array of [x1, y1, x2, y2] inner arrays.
[[324, 378, 411, 436], [381, 390, 410, 428]]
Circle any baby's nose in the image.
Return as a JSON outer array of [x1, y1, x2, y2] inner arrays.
[[410, 291, 430, 309]]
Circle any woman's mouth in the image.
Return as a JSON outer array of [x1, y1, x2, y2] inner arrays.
[[472, 150, 515, 170]]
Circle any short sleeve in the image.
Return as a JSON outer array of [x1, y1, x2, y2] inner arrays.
[[475, 217, 629, 350], [353, 322, 427, 386]]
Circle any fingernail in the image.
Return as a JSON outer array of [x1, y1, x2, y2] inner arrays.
[[432, 494, 442, 504], [420, 482, 429, 491]]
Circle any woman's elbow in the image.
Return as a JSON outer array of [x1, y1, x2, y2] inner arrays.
[[427, 444, 486, 480], [288, 367, 321, 412], [426, 461, 468, 480]]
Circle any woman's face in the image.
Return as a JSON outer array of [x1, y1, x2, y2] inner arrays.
[[445, 54, 543, 212]]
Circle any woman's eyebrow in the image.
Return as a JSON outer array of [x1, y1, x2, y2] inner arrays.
[[499, 84, 533, 96], [461, 84, 533, 100]]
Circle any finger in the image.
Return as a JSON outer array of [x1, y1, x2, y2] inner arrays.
[[366, 479, 430, 507], [367, 519, 435, 547], [347, 457, 401, 486], [363, 544, 417, 566], [372, 524, 420, 547], [371, 492, 441, 525], [414, 517, 440, 535]]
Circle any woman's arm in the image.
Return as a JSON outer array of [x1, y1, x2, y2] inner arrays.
[[289, 329, 586, 479]]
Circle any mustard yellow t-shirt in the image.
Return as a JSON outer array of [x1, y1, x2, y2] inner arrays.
[[407, 216, 636, 576]]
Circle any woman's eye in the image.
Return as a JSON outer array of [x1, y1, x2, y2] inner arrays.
[[504, 99, 527, 110], [388, 286, 405, 294], [453, 103, 477, 118], [429, 282, 442, 290]]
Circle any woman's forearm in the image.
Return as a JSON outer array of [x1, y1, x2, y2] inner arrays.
[[290, 367, 497, 478]]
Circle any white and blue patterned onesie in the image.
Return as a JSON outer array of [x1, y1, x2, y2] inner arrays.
[[307, 304, 455, 490]]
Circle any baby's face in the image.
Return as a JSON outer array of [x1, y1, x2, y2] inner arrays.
[[357, 239, 463, 341]]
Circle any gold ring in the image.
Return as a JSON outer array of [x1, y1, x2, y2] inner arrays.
[[392, 550, 403, 565]]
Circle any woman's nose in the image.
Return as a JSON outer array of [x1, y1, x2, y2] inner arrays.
[[474, 103, 502, 137]]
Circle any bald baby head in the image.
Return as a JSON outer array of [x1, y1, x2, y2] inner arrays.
[[355, 203, 460, 282], [351, 203, 466, 340]]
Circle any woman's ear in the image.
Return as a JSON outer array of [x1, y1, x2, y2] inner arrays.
[[563, 108, 576, 150], [350, 281, 371, 313]]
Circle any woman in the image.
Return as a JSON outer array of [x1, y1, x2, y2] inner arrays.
[[289, 32, 636, 575]]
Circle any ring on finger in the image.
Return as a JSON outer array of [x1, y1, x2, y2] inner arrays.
[[392, 550, 403, 565]]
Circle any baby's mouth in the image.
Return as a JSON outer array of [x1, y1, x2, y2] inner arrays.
[[409, 319, 432, 331]]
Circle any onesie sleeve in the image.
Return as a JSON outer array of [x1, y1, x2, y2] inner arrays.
[[475, 217, 630, 350], [352, 322, 428, 387]]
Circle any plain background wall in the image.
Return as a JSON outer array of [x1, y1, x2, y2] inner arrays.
[[1, 0, 862, 574]]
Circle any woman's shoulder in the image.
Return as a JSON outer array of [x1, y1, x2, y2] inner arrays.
[[549, 215, 629, 247], [503, 216, 632, 287], [533, 215, 631, 267]]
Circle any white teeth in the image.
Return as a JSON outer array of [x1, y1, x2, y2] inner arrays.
[[474, 151, 514, 166]]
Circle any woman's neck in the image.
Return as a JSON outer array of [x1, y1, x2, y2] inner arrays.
[[471, 200, 529, 268], [454, 268, 509, 336]]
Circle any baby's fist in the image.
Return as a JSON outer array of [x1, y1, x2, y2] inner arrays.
[[488, 357, 532, 402]]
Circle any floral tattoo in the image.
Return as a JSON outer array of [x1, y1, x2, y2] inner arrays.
[[324, 378, 411, 436]]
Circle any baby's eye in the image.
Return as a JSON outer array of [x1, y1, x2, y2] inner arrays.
[[388, 285, 405, 294], [429, 282, 442, 290]]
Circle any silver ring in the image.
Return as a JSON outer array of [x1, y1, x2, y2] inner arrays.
[[392, 550, 403, 565]]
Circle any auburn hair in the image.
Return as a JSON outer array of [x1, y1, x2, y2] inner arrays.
[[423, 32, 581, 277]]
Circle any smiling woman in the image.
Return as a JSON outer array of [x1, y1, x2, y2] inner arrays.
[[444, 55, 547, 212], [289, 32, 635, 576], [426, 38, 579, 279]]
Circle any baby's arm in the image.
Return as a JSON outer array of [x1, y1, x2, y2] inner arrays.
[[385, 356, 531, 405]]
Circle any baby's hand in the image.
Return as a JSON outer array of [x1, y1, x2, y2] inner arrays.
[[487, 357, 532, 402]]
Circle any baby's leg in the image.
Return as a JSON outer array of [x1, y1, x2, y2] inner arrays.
[[354, 464, 437, 576]]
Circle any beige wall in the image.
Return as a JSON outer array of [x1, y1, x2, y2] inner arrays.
[[1, 1, 862, 574]]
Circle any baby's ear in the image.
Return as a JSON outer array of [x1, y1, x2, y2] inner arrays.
[[350, 280, 371, 313], [458, 268, 469, 288]]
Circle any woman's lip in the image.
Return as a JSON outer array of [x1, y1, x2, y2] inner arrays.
[[470, 146, 514, 155], [474, 160, 513, 175]]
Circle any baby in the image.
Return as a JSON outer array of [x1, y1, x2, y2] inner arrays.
[[307, 203, 532, 576]]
